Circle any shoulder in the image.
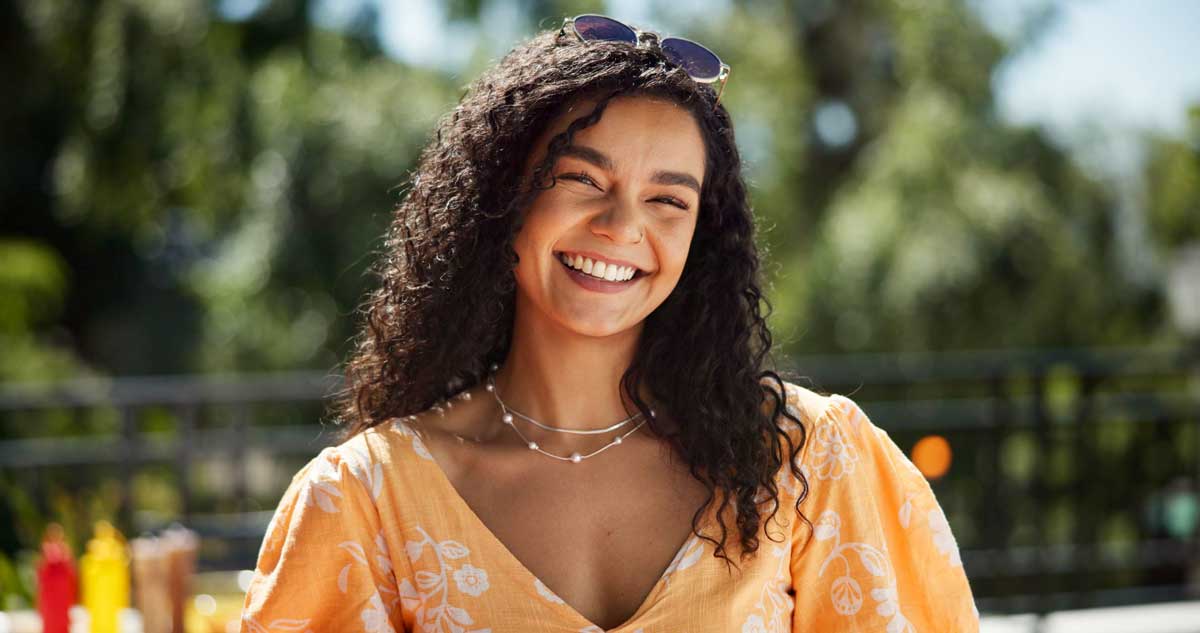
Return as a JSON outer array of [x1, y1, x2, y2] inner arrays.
[[762, 380, 900, 493], [274, 430, 390, 514], [758, 376, 842, 435]]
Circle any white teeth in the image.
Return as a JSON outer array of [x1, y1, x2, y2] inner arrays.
[[559, 253, 639, 282]]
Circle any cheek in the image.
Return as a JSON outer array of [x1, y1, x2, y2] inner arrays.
[[658, 228, 697, 275], [512, 199, 569, 266]]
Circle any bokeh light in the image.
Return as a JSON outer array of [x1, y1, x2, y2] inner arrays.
[[911, 434, 953, 480]]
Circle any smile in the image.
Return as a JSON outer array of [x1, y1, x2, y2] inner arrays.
[[555, 252, 648, 294], [556, 251, 646, 282]]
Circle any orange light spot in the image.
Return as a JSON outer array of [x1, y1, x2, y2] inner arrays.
[[911, 435, 952, 479]]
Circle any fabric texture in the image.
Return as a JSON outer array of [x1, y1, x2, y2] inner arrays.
[[240, 382, 980, 632]]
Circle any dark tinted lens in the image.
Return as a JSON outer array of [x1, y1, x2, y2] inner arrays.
[[573, 15, 637, 44], [660, 38, 722, 80]]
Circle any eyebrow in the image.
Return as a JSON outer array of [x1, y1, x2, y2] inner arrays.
[[560, 144, 702, 196]]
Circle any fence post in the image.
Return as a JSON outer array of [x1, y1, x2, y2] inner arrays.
[[176, 404, 197, 525], [1031, 367, 1049, 613], [987, 372, 1010, 598], [1071, 373, 1098, 609], [119, 405, 137, 534], [232, 403, 248, 514]]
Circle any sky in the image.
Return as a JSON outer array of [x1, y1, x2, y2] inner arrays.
[[979, 0, 1200, 140]]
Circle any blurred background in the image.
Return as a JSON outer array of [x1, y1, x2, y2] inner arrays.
[[2, 0, 1199, 630]]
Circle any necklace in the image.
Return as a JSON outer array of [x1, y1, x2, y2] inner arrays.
[[485, 373, 641, 434], [485, 363, 655, 463]]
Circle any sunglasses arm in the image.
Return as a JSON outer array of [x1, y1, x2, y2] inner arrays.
[[714, 66, 730, 108]]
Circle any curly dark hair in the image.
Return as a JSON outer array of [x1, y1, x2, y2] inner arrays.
[[329, 24, 813, 569]]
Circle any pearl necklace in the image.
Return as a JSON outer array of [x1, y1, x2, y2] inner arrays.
[[484, 364, 655, 463]]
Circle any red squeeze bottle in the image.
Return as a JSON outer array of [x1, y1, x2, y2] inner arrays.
[[36, 523, 78, 633]]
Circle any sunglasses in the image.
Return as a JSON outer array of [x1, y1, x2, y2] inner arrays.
[[559, 14, 731, 108]]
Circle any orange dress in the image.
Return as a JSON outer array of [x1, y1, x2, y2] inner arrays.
[[240, 382, 980, 632]]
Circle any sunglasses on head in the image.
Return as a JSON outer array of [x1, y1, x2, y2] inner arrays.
[[559, 14, 731, 108]]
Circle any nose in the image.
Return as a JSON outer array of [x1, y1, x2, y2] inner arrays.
[[590, 194, 645, 244]]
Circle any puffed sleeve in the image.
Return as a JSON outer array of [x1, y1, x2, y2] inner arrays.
[[240, 434, 406, 633], [789, 393, 980, 632]]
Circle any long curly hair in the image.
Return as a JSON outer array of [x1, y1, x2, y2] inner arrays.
[[330, 23, 812, 568]]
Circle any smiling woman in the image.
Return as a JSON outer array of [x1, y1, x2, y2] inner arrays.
[[511, 95, 702, 338], [240, 13, 979, 633]]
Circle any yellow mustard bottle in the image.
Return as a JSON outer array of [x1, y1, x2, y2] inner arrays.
[[80, 521, 130, 633]]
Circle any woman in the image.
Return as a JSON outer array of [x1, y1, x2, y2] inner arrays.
[[240, 14, 979, 633]]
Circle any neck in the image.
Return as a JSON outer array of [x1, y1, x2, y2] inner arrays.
[[490, 296, 653, 450]]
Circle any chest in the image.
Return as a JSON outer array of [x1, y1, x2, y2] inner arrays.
[[429, 434, 712, 630]]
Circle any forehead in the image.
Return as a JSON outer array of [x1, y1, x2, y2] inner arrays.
[[525, 94, 706, 180]]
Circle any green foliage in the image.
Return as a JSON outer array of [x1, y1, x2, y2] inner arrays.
[[4, 0, 461, 377], [0, 549, 34, 610], [1144, 105, 1200, 248], [1, 0, 1184, 378]]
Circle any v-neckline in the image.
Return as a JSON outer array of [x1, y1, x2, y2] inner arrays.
[[398, 420, 715, 632]]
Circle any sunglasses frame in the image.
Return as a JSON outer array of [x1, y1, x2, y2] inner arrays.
[[559, 14, 731, 108]]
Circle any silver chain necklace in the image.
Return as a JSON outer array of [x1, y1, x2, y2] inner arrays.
[[484, 364, 655, 463]]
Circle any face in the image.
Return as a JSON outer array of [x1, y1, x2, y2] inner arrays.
[[511, 95, 706, 338]]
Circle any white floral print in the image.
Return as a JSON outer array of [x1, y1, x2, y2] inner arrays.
[[334, 529, 401, 622], [453, 564, 490, 596], [898, 492, 915, 529], [400, 526, 492, 633], [741, 614, 767, 633], [390, 418, 435, 460], [794, 395, 982, 630], [244, 439, 404, 633], [813, 508, 914, 627], [810, 419, 860, 481], [341, 441, 385, 503], [928, 507, 963, 567], [660, 535, 705, 588], [299, 449, 346, 513], [739, 543, 793, 633], [871, 586, 915, 633], [362, 591, 397, 633]]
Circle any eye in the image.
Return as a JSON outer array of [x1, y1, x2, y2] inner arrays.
[[654, 196, 690, 210], [558, 172, 601, 189]]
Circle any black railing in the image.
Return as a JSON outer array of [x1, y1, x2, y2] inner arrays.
[[1, 346, 1197, 614], [779, 346, 1200, 614], [0, 372, 343, 570]]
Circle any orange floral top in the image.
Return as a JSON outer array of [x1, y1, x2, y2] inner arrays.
[[240, 382, 980, 632]]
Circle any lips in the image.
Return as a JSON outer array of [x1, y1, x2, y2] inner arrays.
[[556, 250, 652, 280], [556, 255, 650, 294]]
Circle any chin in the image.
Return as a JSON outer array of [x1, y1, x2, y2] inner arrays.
[[557, 312, 645, 338], [549, 305, 648, 338]]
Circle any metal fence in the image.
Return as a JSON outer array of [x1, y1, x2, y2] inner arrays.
[[782, 346, 1200, 614], [1, 345, 1198, 615]]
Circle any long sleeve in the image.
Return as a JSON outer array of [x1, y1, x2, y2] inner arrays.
[[789, 394, 980, 632], [241, 434, 406, 633]]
